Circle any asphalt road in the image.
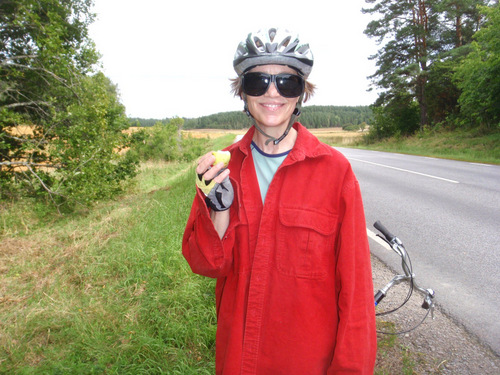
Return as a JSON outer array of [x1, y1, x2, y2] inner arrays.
[[335, 147, 500, 356]]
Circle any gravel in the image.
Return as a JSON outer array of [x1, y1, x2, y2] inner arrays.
[[371, 255, 500, 374]]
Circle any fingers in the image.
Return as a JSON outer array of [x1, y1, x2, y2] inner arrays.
[[213, 168, 230, 183], [205, 164, 230, 184], [196, 152, 215, 175], [196, 151, 230, 184]]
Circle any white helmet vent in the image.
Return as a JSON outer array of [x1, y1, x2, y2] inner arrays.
[[233, 27, 314, 77]]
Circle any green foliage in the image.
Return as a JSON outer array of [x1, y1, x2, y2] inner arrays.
[[301, 105, 373, 128], [181, 134, 209, 162], [130, 121, 180, 161], [183, 111, 250, 129], [367, 95, 420, 140], [51, 73, 138, 206], [343, 124, 361, 131], [357, 126, 499, 164], [128, 118, 208, 163], [363, 0, 496, 138], [435, 0, 487, 47], [0, 165, 217, 373], [425, 56, 462, 124], [181, 106, 373, 130], [128, 117, 171, 127], [363, 0, 442, 128], [342, 122, 369, 132], [0, 0, 138, 209], [454, 4, 500, 129]]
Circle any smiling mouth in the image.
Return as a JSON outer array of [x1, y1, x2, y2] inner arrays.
[[261, 103, 284, 111]]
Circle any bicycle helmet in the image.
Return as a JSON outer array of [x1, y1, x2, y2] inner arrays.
[[233, 27, 314, 146], [233, 28, 314, 78]]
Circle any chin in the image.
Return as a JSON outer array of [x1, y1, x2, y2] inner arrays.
[[257, 119, 288, 130]]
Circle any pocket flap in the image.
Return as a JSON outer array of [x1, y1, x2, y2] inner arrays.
[[279, 207, 337, 236]]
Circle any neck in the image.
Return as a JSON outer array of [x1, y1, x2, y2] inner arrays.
[[252, 123, 298, 154]]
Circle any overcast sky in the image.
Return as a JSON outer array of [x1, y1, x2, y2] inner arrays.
[[88, 0, 380, 119]]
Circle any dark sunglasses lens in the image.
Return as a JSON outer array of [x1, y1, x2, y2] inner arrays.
[[276, 74, 304, 98], [242, 73, 270, 96]]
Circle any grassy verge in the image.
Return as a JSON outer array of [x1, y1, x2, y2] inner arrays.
[[0, 135, 235, 374], [0, 132, 425, 373], [320, 127, 500, 165], [1, 167, 216, 374]]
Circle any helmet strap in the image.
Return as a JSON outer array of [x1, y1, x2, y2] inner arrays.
[[243, 93, 304, 146]]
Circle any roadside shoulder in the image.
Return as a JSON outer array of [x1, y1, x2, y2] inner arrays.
[[371, 255, 500, 374]]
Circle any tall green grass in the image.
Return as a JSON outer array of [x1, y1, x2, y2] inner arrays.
[[350, 127, 500, 165], [1, 169, 217, 374], [0, 136, 238, 374]]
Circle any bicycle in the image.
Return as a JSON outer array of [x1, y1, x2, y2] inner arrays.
[[372, 220, 436, 335]]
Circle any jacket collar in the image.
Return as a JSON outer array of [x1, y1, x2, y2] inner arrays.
[[235, 123, 330, 162]]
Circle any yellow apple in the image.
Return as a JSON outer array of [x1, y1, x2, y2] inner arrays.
[[212, 150, 231, 167]]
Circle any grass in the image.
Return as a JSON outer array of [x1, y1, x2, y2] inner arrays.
[[0, 130, 454, 373], [1, 170, 216, 373], [374, 321, 419, 375], [0, 134, 236, 374], [345, 127, 500, 165]]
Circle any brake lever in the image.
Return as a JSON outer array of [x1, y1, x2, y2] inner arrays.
[[422, 289, 436, 319], [376, 233, 390, 245]]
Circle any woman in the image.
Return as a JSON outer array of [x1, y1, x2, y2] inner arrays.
[[183, 27, 377, 374]]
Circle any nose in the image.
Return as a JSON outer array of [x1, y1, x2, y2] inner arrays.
[[265, 79, 281, 97]]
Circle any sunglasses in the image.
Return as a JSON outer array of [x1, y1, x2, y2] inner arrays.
[[242, 72, 305, 98]]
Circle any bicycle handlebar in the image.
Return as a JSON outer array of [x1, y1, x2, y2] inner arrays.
[[374, 220, 396, 242], [373, 220, 436, 334]]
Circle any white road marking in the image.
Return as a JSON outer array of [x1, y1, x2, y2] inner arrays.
[[469, 162, 491, 167], [367, 228, 391, 251], [349, 158, 460, 183]]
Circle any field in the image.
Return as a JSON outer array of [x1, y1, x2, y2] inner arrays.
[[182, 127, 363, 145]]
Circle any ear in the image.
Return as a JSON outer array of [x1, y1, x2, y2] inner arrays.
[[243, 101, 252, 118]]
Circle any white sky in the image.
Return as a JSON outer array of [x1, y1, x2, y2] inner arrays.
[[88, 0, 379, 119]]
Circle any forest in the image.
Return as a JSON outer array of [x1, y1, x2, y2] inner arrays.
[[130, 105, 374, 130]]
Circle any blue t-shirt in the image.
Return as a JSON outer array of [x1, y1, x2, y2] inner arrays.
[[251, 141, 290, 203]]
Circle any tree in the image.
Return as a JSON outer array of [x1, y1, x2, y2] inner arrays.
[[425, 56, 462, 124], [369, 94, 420, 140], [454, 4, 500, 128], [0, 0, 137, 209], [435, 0, 487, 48], [363, 0, 491, 134], [363, 0, 441, 130]]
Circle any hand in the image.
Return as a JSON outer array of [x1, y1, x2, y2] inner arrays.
[[195, 151, 233, 211]]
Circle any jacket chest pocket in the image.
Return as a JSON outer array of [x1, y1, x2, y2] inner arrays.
[[276, 207, 338, 280]]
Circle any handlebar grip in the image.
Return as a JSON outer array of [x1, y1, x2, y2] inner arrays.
[[374, 220, 396, 242], [374, 290, 385, 306]]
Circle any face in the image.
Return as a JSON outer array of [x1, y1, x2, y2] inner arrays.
[[245, 65, 300, 131]]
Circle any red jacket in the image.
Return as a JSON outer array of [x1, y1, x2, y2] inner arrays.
[[183, 124, 376, 374]]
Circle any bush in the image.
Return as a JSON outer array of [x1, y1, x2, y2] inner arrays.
[[1, 73, 138, 210], [128, 118, 208, 163], [182, 135, 208, 162], [367, 96, 420, 142], [129, 121, 180, 161]]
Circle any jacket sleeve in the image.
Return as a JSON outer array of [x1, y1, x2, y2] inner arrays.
[[328, 168, 377, 374], [182, 187, 237, 278]]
